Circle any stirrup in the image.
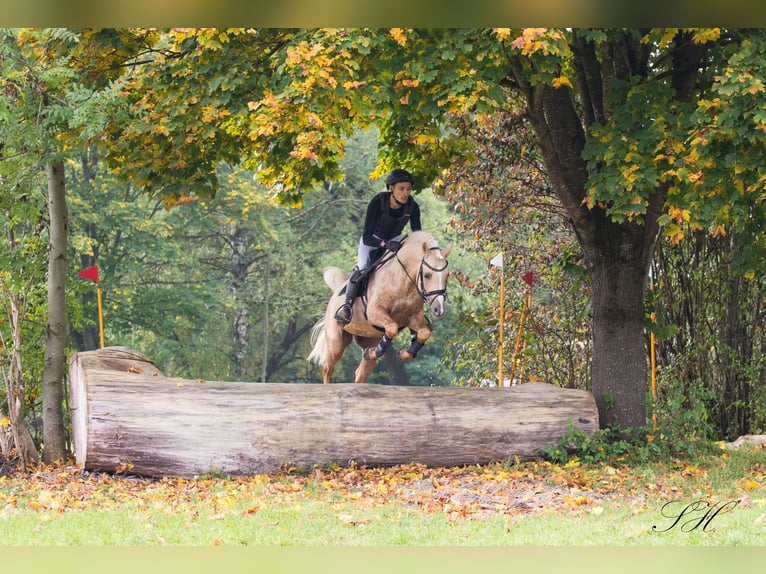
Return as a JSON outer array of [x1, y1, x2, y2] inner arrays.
[[334, 303, 352, 325]]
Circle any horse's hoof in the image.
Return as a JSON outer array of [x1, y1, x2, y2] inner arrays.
[[397, 349, 413, 362], [363, 348, 377, 361]]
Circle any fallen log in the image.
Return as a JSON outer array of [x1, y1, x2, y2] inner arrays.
[[69, 346, 599, 478], [725, 435, 766, 451]]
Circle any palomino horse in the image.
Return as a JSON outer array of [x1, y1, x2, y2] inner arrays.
[[308, 231, 451, 384]]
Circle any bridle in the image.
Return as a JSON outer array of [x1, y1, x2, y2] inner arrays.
[[397, 246, 449, 305]]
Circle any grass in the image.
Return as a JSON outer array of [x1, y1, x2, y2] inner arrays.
[[3, 489, 764, 546], [2, 445, 765, 546]]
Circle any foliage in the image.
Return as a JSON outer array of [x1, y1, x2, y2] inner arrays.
[[537, 420, 721, 467], [88, 28, 766, 429], [439, 103, 592, 388], [1, 28, 158, 462], [0, 185, 47, 465], [651, 231, 766, 440], [679, 32, 766, 275]]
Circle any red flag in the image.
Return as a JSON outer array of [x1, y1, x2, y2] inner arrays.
[[522, 270, 534, 287], [78, 265, 99, 283]]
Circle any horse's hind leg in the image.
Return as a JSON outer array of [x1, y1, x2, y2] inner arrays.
[[323, 329, 353, 384], [353, 336, 381, 383]]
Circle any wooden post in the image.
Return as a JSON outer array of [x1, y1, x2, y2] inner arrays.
[[498, 269, 505, 387]]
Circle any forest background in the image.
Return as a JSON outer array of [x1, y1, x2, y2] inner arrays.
[[1, 28, 765, 469]]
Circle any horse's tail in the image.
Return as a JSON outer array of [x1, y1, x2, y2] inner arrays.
[[308, 267, 346, 367], [323, 266, 348, 292], [306, 317, 327, 367]]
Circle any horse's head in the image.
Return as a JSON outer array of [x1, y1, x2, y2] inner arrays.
[[401, 232, 451, 318]]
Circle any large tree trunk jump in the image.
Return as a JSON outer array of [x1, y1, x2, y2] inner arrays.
[[69, 347, 599, 478]]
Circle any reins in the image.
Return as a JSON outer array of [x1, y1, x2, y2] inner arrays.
[[396, 245, 449, 305]]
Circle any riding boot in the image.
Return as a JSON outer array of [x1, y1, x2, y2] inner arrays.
[[334, 266, 364, 325]]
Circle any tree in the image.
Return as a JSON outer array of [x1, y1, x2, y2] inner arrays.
[[1, 28, 153, 461], [42, 161, 67, 462], [0, 29, 76, 462]]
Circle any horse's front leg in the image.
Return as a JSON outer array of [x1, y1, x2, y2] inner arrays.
[[398, 312, 431, 362], [362, 322, 399, 361]]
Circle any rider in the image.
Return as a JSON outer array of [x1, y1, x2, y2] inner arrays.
[[334, 168, 422, 325]]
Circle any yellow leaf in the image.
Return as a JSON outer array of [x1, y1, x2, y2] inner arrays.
[[564, 495, 591, 507], [742, 478, 760, 491], [413, 134, 436, 145], [668, 206, 691, 223], [390, 28, 408, 47], [692, 28, 721, 44], [37, 490, 60, 511], [0, 416, 10, 427], [552, 76, 573, 90]]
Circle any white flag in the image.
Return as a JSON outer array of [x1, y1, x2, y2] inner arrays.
[[489, 253, 504, 267]]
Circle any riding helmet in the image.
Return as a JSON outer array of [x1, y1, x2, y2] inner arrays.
[[385, 168, 414, 188]]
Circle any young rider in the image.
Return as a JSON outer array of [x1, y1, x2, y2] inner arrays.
[[334, 168, 422, 325]]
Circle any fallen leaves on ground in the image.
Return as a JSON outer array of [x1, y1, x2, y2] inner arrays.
[[0, 457, 762, 524]]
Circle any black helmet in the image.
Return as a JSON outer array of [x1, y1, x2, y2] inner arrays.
[[385, 168, 414, 188]]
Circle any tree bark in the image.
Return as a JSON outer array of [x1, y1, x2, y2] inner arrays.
[[69, 347, 599, 478], [42, 161, 68, 463], [587, 222, 650, 428]]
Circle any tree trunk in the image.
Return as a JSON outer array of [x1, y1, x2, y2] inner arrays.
[[382, 347, 410, 385], [72, 150, 101, 352], [69, 347, 599, 478], [230, 223, 250, 379], [587, 227, 649, 429], [42, 161, 68, 463]]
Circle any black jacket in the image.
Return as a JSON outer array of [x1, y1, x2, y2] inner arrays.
[[361, 192, 421, 247]]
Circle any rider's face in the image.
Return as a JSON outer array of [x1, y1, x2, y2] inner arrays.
[[390, 182, 412, 205]]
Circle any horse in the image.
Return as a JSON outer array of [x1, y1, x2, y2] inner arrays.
[[308, 230, 452, 384]]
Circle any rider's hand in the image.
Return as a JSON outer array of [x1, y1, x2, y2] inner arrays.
[[385, 239, 401, 252]]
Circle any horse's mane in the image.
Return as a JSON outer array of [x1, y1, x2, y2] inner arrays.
[[402, 230, 439, 253]]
